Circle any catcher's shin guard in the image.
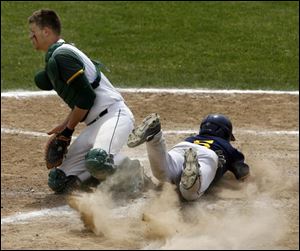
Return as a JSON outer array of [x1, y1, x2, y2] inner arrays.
[[85, 148, 115, 180], [179, 148, 203, 201], [127, 113, 161, 148], [48, 168, 81, 194]]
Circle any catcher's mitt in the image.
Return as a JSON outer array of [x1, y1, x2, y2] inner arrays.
[[45, 133, 71, 169]]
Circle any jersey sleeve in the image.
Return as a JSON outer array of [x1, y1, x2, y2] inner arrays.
[[54, 51, 85, 84], [228, 149, 250, 179], [53, 50, 96, 109]]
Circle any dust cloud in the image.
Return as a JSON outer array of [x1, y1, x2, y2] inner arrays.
[[68, 159, 297, 249]]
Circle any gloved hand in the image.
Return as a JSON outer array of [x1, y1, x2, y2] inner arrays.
[[45, 127, 74, 169]]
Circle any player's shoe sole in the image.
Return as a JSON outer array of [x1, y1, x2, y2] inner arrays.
[[180, 148, 200, 190], [127, 113, 161, 148]]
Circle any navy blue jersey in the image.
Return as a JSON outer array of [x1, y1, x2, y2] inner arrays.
[[185, 134, 249, 182]]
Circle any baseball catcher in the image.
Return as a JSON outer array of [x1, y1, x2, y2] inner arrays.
[[29, 9, 138, 194]]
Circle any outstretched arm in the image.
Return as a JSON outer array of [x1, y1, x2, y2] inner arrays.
[[47, 106, 88, 135]]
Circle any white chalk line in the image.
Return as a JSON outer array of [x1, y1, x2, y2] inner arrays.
[[1, 206, 74, 225], [1, 88, 299, 98], [1, 195, 147, 225], [1, 128, 47, 137], [1, 127, 299, 137], [1, 191, 50, 196]]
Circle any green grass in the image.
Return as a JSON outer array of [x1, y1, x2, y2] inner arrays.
[[1, 1, 299, 91]]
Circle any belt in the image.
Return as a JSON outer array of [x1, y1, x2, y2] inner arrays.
[[87, 108, 108, 126]]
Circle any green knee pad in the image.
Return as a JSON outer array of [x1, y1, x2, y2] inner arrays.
[[85, 148, 115, 180], [48, 168, 67, 193]]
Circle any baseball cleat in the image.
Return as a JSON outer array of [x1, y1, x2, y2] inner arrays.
[[127, 113, 161, 148], [180, 148, 200, 190]]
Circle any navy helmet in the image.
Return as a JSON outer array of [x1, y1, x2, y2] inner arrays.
[[199, 114, 236, 141]]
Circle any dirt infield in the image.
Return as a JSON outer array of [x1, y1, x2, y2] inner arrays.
[[1, 91, 299, 249]]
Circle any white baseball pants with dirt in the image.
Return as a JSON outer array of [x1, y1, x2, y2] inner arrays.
[[58, 100, 134, 182], [146, 131, 219, 201]]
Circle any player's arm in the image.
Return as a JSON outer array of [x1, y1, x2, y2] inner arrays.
[[47, 107, 87, 135], [229, 150, 250, 180], [58, 72, 95, 137], [49, 52, 96, 136], [64, 72, 96, 131], [65, 106, 89, 130], [47, 111, 70, 135], [55, 51, 96, 110]]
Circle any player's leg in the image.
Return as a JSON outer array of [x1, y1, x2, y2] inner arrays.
[[85, 102, 136, 179], [48, 168, 82, 194], [127, 113, 183, 183], [48, 121, 104, 193], [127, 113, 161, 148], [146, 131, 183, 183], [85, 103, 150, 196], [90, 103, 134, 163]]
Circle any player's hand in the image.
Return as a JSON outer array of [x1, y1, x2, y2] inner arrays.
[[47, 123, 67, 135], [45, 133, 71, 169]]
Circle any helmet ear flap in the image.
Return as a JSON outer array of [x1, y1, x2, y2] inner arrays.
[[215, 126, 229, 141]]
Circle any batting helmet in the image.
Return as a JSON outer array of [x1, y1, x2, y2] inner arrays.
[[199, 114, 236, 141]]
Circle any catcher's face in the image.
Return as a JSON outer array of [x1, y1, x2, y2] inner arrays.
[[29, 23, 50, 51]]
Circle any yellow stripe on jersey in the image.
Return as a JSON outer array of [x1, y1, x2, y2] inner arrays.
[[193, 139, 214, 149], [66, 69, 84, 84]]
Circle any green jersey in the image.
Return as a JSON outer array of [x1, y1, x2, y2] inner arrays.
[[35, 40, 98, 109]]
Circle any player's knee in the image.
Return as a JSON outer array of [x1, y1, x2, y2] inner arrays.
[[48, 168, 67, 193], [85, 148, 115, 180]]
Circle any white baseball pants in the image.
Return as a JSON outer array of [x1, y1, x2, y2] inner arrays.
[[58, 101, 134, 182], [146, 131, 219, 200]]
